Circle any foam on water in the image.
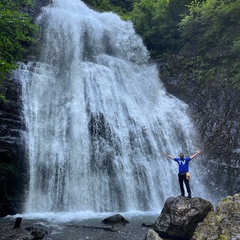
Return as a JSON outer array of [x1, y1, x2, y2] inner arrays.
[[11, 210, 158, 223]]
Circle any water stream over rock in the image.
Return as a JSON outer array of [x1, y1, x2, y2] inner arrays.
[[14, 0, 209, 215]]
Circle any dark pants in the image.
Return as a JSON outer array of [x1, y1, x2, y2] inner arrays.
[[178, 173, 191, 197]]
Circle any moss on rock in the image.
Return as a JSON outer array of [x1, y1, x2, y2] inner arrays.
[[192, 193, 240, 240]]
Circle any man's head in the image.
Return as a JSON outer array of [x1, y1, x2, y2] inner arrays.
[[179, 153, 184, 159]]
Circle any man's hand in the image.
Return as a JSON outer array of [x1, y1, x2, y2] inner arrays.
[[163, 152, 175, 160], [196, 149, 201, 154], [190, 149, 201, 160]]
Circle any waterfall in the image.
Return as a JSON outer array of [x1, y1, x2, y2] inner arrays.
[[15, 0, 206, 214]]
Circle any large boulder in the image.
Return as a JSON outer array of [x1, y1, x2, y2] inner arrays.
[[192, 193, 240, 240], [154, 196, 213, 240]]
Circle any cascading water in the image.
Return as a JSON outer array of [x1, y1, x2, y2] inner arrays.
[[15, 0, 207, 214]]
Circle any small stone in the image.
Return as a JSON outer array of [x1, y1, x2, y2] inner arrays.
[[144, 229, 163, 240], [101, 214, 129, 224], [142, 222, 154, 227]]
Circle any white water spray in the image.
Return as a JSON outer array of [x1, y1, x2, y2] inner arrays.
[[15, 0, 206, 214]]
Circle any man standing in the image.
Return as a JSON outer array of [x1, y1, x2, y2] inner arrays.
[[163, 150, 201, 198]]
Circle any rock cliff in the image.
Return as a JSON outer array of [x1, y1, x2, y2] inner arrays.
[[0, 80, 26, 216], [158, 57, 240, 200]]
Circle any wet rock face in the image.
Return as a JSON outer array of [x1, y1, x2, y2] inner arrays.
[[188, 85, 240, 199], [192, 193, 240, 240], [159, 62, 240, 198], [153, 196, 213, 240], [0, 80, 26, 217]]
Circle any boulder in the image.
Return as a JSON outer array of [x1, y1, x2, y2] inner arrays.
[[144, 229, 163, 240], [101, 214, 129, 224], [192, 193, 240, 240], [154, 196, 213, 240]]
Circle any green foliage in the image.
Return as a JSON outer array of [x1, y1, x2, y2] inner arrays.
[[130, 0, 167, 54], [83, 0, 137, 18], [218, 234, 228, 240], [178, 0, 240, 86], [130, 0, 194, 56], [0, 162, 14, 173], [0, 0, 37, 100], [0, 0, 33, 9], [179, 0, 240, 56], [108, 0, 136, 12], [1, 0, 238, 97]]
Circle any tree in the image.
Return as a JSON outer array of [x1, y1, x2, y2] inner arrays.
[[179, 0, 240, 57], [0, 0, 37, 100], [130, 0, 193, 56], [83, 0, 138, 14], [178, 0, 240, 85]]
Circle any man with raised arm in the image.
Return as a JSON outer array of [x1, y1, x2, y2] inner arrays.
[[163, 150, 201, 199]]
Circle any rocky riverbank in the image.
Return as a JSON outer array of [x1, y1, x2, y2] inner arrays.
[[0, 214, 158, 240]]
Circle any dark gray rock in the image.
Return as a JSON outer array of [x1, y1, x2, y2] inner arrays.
[[25, 226, 48, 239], [101, 214, 129, 224], [153, 196, 213, 240], [0, 80, 26, 217], [142, 222, 154, 227]]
